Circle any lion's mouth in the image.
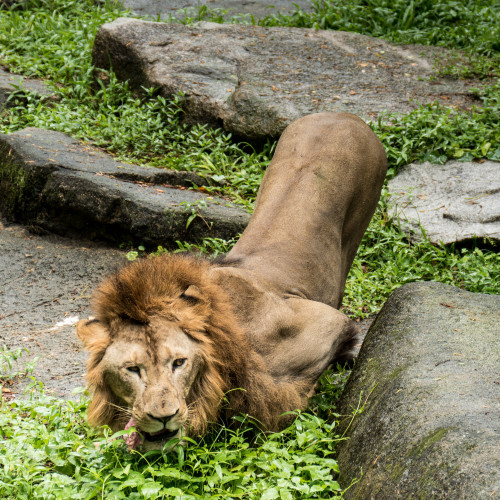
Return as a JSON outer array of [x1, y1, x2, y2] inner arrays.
[[124, 418, 179, 450], [142, 427, 179, 442]]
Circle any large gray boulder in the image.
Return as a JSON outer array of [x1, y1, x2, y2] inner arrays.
[[0, 128, 249, 246], [92, 18, 479, 141], [388, 160, 500, 245], [337, 282, 500, 499]]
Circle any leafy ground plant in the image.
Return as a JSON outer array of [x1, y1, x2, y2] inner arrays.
[[1, 0, 499, 200], [0, 364, 350, 499], [0, 0, 499, 495], [343, 195, 500, 317], [371, 80, 500, 176], [259, 0, 499, 49]]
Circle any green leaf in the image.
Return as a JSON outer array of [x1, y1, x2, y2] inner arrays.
[[140, 481, 163, 497], [186, 212, 197, 229], [279, 490, 293, 500], [261, 488, 280, 500], [214, 463, 224, 480], [481, 142, 491, 156], [126, 251, 138, 261], [119, 471, 146, 490]]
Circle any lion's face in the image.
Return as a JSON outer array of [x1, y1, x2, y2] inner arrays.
[[77, 255, 247, 450], [78, 315, 204, 450], [103, 317, 203, 449]]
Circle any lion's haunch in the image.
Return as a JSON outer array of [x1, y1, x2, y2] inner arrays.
[[226, 112, 387, 309], [77, 112, 387, 450]]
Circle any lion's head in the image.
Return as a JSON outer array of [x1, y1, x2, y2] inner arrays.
[[77, 255, 249, 450]]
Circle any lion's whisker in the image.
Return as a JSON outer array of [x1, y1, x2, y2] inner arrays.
[[107, 401, 132, 417]]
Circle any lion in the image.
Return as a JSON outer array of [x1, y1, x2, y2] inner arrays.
[[77, 112, 387, 450]]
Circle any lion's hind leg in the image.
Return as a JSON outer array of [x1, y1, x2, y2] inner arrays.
[[264, 298, 360, 386]]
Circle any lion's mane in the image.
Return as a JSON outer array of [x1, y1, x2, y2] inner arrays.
[[84, 254, 309, 435]]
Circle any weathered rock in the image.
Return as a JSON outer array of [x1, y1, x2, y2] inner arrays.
[[92, 18, 480, 141], [119, 0, 312, 20], [337, 282, 500, 499], [0, 67, 55, 108], [0, 128, 250, 246], [388, 160, 500, 245]]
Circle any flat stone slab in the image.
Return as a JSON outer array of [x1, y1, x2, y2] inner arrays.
[[337, 282, 500, 499], [92, 18, 480, 141], [388, 160, 500, 245], [0, 128, 250, 246], [120, 0, 312, 20], [0, 67, 54, 107]]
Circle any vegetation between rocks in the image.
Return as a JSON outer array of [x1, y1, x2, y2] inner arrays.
[[0, 0, 498, 311], [0, 351, 351, 499], [0, 0, 498, 497]]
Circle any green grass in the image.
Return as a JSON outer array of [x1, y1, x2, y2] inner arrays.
[[1, 0, 499, 198], [260, 0, 500, 51], [343, 196, 500, 317], [371, 80, 500, 173], [0, 362, 351, 499], [0, 0, 116, 80], [0, 0, 271, 207], [0, 0, 499, 495]]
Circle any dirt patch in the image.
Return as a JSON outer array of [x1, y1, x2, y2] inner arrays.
[[0, 218, 127, 397]]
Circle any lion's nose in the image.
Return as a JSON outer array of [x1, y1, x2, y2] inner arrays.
[[147, 409, 179, 425]]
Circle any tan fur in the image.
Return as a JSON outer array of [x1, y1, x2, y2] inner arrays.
[[77, 256, 307, 438], [77, 112, 387, 446]]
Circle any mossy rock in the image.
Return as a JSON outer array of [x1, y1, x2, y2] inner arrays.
[[337, 282, 500, 499]]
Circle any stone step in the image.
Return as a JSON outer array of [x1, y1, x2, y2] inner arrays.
[[0, 127, 250, 247], [0, 67, 55, 108], [388, 160, 500, 245]]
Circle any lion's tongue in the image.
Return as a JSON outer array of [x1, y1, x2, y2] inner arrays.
[[124, 418, 143, 450]]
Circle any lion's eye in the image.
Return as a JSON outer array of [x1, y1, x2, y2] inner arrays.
[[173, 358, 186, 369], [127, 365, 140, 374]]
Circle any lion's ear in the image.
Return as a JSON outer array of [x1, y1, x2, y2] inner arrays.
[[76, 318, 110, 352], [180, 285, 205, 304]]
